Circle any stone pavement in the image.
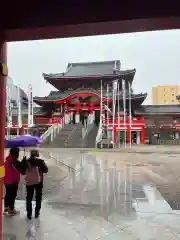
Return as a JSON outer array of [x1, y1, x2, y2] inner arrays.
[[86, 145, 180, 154], [3, 148, 180, 239]]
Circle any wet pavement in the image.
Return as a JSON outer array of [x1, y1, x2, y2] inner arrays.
[[3, 148, 180, 239]]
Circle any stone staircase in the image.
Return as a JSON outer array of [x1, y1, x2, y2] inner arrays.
[[82, 124, 98, 148], [41, 122, 98, 148], [65, 123, 84, 148], [41, 124, 76, 148], [41, 123, 85, 148]]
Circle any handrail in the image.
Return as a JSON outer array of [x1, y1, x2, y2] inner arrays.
[[96, 121, 103, 144], [40, 117, 64, 142], [40, 124, 54, 141], [48, 152, 76, 172]]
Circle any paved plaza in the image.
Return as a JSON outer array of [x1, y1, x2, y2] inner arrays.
[[3, 146, 180, 239]]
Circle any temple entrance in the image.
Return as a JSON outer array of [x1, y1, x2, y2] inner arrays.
[[116, 131, 128, 145], [72, 112, 76, 124], [79, 111, 88, 126], [115, 130, 142, 145], [131, 131, 141, 144], [132, 131, 137, 144], [95, 110, 100, 125]]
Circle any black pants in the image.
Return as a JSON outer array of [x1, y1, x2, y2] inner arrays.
[[4, 182, 19, 210], [26, 182, 43, 215]]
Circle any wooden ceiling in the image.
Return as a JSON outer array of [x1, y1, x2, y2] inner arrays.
[[1, 1, 180, 42]]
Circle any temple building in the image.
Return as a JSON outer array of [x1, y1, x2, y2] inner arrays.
[[8, 60, 180, 144], [33, 60, 180, 144], [33, 60, 148, 144]]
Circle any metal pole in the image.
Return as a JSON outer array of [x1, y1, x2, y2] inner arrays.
[[6, 85, 12, 137], [28, 84, 34, 130], [28, 85, 31, 129], [118, 83, 120, 148], [112, 80, 118, 148], [107, 84, 109, 148], [100, 80, 103, 148], [100, 80, 103, 126], [128, 82, 132, 148], [118, 83, 120, 127], [31, 86, 34, 126], [17, 85, 22, 135], [112, 82, 115, 148], [6, 85, 9, 137], [122, 79, 126, 148]]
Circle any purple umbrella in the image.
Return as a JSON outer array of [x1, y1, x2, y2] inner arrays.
[[5, 135, 42, 148]]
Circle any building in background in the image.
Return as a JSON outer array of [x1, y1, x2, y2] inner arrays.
[[34, 60, 147, 144], [152, 85, 180, 105], [6, 63, 180, 144], [7, 76, 28, 109]]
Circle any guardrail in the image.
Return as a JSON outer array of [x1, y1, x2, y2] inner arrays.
[[95, 122, 103, 145], [84, 115, 94, 137], [40, 117, 65, 142], [48, 152, 76, 172]]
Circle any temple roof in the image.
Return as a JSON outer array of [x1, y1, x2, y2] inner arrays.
[[9, 107, 43, 116], [10, 104, 180, 117], [43, 60, 121, 79], [33, 90, 147, 103], [136, 105, 180, 115], [42, 60, 136, 91]]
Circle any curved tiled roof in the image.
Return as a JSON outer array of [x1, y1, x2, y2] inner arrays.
[[43, 60, 121, 79], [136, 104, 180, 114], [34, 91, 147, 102], [9, 107, 43, 116], [11, 104, 180, 116], [42, 61, 136, 92], [34, 90, 147, 100]]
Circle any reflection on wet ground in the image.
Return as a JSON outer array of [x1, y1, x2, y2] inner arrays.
[[3, 149, 180, 239]]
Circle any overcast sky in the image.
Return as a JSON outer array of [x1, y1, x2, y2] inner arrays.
[[7, 30, 180, 104]]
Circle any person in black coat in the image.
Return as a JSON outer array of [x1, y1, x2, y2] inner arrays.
[[21, 149, 48, 219]]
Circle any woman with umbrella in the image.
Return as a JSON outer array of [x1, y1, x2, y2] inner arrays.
[[4, 135, 44, 217], [4, 147, 21, 215]]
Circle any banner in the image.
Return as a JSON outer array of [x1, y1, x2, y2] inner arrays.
[[28, 84, 34, 127], [6, 85, 12, 128], [17, 85, 22, 128]]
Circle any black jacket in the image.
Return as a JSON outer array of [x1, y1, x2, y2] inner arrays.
[[21, 157, 48, 183]]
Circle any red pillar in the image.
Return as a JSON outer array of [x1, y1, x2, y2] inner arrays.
[[113, 126, 117, 144], [127, 126, 131, 144], [0, 40, 7, 239], [141, 125, 145, 144]]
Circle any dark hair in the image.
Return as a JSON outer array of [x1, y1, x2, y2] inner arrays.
[[30, 149, 39, 158], [10, 148, 20, 158]]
